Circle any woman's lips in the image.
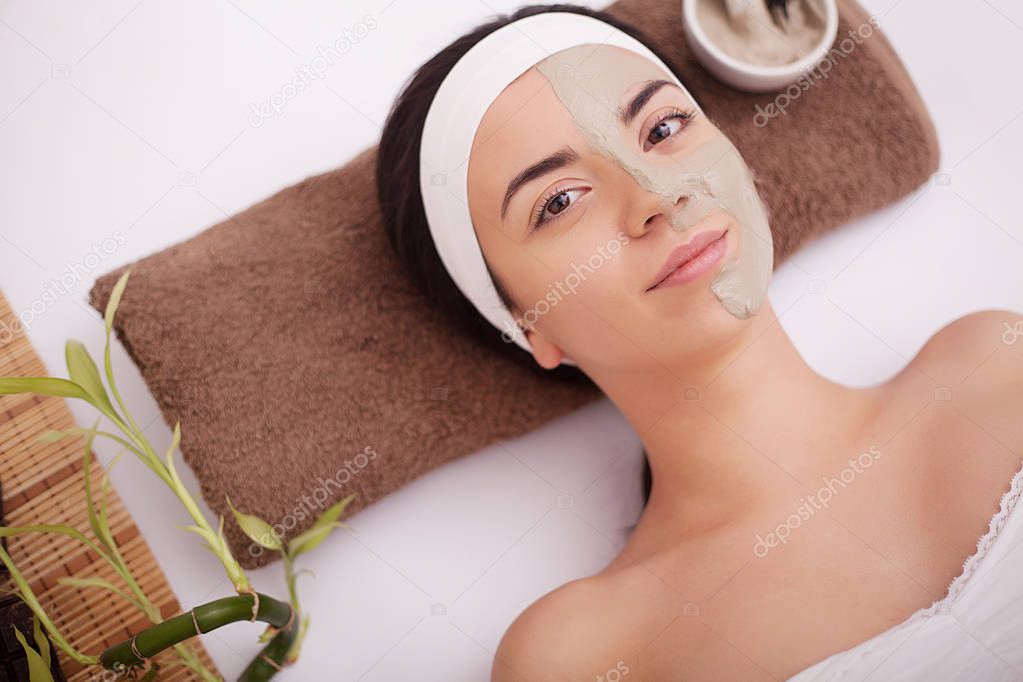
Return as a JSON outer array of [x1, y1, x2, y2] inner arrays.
[[645, 228, 729, 292]]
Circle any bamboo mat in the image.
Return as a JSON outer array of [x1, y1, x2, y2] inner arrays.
[[0, 291, 219, 680]]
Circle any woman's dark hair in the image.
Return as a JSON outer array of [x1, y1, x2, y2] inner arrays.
[[376, 3, 668, 509]]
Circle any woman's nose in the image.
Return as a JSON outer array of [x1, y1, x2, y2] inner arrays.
[[624, 189, 689, 240], [595, 151, 690, 239]]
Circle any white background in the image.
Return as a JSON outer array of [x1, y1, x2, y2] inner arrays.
[[1, 0, 1022, 679]]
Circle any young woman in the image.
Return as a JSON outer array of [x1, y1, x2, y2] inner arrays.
[[377, 5, 1023, 680]]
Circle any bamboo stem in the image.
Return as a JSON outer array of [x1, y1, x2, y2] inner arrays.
[[99, 592, 294, 674], [238, 622, 300, 681]]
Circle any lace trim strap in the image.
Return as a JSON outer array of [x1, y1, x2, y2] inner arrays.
[[936, 456, 1023, 610]]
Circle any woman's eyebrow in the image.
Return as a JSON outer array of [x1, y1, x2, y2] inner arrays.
[[501, 146, 580, 221], [619, 79, 678, 126]]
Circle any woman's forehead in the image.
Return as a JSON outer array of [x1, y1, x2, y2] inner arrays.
[[467, 44, 688, 212], [466, 65, 581, 216], [472, 44, 676, 148], [470, 66, 577, 159]]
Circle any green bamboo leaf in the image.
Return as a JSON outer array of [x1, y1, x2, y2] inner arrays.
[[175, 524, 217, 549], [80, 422, 115, 554], [0, 523, 91, 545], [0, 377, 91, 402], [175, 524, 226, 564], [225, 494, 282, 551], [180, 514, 252, 597], [287, 493, 356, 558], [102, 449, 129, 482], [0, 547, 98, 666], [34, 426, 140, 460], [31, 614, 51, 670], [64, 340, 118, 418], [93, 427, 127, 556], [101, 270, 143, 442], [98, 449, 128, 548], [287, 522, 342, 559], [165, 421, 181, 470], [163, 422, 183, 491], [12, 624, 55, 682], [37, 430, 69, 443], [176, 523, 237, 570], [56, 576, 144, 612], [308, 493, 356, 533], [104, 270, 131, 334], [215, 515, 236, 568], [195, 542, 220, 561], [27, 428, 139, 474], [10, 432, 67, 459]]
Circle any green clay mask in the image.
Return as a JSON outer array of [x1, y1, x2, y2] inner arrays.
[[534, 44, 774, 318]]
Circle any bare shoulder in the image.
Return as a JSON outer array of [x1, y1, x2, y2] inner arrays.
[[490, 560, 697, 681], [907, 309, 1023, 390], [904, 309, 1023, 457], [490, 576, 631, 682]]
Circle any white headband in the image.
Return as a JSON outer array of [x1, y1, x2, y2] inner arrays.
[[419, 11, 694, 367]]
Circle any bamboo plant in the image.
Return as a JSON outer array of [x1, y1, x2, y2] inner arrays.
[[0, 270, 354, 680]]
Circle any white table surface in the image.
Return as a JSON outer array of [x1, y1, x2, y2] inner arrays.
[[2, 0, 1022, 679]]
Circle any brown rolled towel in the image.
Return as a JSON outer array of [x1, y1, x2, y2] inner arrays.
[[88, 0, 938, 569]]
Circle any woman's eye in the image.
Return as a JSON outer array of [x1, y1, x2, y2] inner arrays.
[[645, 110, 693, 148], [533, 187, 586, 229]]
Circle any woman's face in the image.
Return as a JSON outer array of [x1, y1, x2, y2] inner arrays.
[[466, 43, 773, 371]]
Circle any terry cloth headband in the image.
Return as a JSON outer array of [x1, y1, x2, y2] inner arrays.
[[419, 11, 704, 367]]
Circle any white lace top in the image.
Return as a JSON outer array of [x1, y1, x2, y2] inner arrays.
[[786, 458, 1023, 681]]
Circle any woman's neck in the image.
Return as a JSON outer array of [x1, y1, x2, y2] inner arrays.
[[592, 299, 879, 536]]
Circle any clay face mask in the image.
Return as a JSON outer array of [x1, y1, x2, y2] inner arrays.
[[696, 0, 827, 66], [534, 44, 773, 318]]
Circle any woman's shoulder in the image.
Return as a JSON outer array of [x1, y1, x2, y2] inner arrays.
[[906, 308, 1023, 394], [900, 308, 1023, 470], [490, 567, 691, 681], [489, 576, 616, 682]]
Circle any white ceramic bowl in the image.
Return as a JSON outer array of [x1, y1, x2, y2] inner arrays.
[[682, 0, 839, 93]]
